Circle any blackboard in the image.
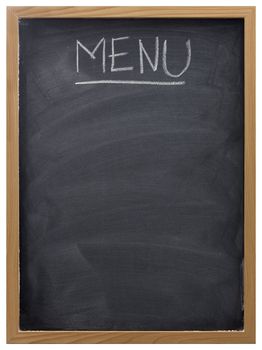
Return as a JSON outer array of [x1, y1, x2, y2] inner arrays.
[[19, 18, 244, 331]]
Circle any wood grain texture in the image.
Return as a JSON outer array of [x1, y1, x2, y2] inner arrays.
[[6, 6, 256, 344], [6, 6, 256, 18], [243, 7, 256, 344], [6, 6, 19, 345]]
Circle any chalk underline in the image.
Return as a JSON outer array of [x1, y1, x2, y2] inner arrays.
[[75, 80, 185, 86]]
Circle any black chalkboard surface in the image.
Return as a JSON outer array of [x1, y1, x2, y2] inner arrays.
[[19, 18, 244, 331]]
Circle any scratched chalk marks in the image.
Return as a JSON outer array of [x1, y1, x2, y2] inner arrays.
[[19, 19, 244, 331], [75, 36, 191, 85]]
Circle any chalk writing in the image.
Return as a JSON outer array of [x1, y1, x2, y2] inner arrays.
[[75, 36, 191, 86]]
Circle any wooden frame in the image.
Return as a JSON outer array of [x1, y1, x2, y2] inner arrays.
[[7, 6, 256, 344]]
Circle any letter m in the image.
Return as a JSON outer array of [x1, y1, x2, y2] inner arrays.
[[76, 38, 106, 73]]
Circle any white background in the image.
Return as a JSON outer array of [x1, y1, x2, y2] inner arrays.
[[0, 0, 259, 348]]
